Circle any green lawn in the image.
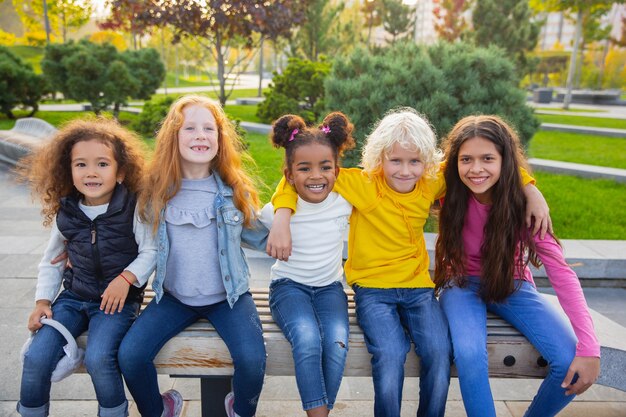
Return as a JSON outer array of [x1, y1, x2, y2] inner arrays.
[[528, 131, 626, 169], [225, 105, 261, 123], [535, 107, 605, 113], [537, 114, 626, 130], [148, 88, 265, 103], [245, 132, 283, 203], [534, 171, 626, 240]]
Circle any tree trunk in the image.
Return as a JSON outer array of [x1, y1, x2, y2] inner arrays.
[[258, 37, 264, 97], [563, 9, 583, 110], [113, 102, 120, 119], [598, 38, 610, 89], [42, 0, 51, 45], [216, 32, 227, 107]]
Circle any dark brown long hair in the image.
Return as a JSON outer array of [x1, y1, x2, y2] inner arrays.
[[434, 115, 539, 303]]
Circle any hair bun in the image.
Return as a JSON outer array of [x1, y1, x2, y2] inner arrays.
[[321, 112, 355, 154], [271, 114, 307, 148]]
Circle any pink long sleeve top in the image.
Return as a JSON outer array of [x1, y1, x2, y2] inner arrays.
[[462, 195, 600, 357]]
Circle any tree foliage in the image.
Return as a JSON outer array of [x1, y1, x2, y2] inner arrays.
[[257, 57, 330, 124], [361, 0, 383, 47], [433, 0, 472, 42], [112, 0, 309, 106], [291, 0, 345, 61], [471, 0, 540, 75], [41, 40, 165, 116], [0, 46, 47, 118], [13, 0, 92, 43], [324, 42, 539, 166], [381, 0, 415, 44], [99, 0, 153, 49]]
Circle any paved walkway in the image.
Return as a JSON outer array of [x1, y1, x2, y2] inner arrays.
[[0, 162, 625, 416]]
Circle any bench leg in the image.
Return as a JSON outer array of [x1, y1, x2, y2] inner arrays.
[[200, 376, 232, 417]]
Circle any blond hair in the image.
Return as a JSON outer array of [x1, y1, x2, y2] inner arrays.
[[361, 108, 442, 178], [138, 94, 261, 230]]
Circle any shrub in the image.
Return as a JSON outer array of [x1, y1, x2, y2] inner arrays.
[[325, 41, 539, 166], [132, 96, 175, 137], [0, 46, 47, 119], [41, 40, 165, 117], [257, 57, 331, 125]]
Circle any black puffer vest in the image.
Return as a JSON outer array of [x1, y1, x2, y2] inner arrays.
[[57, 183, 145, 303]]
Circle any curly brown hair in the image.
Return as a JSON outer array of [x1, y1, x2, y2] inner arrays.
[[17, 117, 147, 227]]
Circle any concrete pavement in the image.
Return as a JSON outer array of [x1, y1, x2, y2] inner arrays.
[[1, 163, 625, 417]]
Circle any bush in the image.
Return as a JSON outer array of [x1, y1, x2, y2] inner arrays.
[[132, 96, 175, 137], [41, 40, 165, 117], [257, 57, 331, 125], [325, 42, 539, 166], [0, 46, 47, 119]]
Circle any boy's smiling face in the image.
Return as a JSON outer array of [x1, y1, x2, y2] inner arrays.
[[382, 142, 425, 193]]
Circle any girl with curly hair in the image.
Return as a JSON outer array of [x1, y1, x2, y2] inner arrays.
[[17, 117, 157, 417]]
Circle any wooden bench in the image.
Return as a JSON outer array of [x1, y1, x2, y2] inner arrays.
[[75, 286, 610, 417], [0, 118, 57, 165]]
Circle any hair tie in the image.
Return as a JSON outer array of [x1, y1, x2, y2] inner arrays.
[[288, 128, 299, 142], [320, 125, 331, 134]]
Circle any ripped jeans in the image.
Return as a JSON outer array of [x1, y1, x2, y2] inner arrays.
[[119, 292, 266, 417], [270, 279, 349, 411]]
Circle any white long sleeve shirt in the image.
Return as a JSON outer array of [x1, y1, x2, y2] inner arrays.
[[260, 192, 352, 287]]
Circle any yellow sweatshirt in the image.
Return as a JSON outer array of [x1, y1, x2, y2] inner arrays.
[[272, 167, 534, 289]]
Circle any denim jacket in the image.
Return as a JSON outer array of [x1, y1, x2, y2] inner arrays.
[[152, 173, 269, 308]]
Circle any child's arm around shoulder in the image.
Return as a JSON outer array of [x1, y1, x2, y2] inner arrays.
[[521, 168, 552, 239]]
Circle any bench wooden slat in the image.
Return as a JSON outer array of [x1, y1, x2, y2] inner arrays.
[[78, 287, 547, 379]]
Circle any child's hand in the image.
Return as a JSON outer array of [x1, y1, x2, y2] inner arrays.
[[28, 301, 52, 331], [100, 273, 134, 314], [266, 208, 292, 261], [561, 356, 600, 395], [50, 241, 72, 268], [523, 184, 553, 239]]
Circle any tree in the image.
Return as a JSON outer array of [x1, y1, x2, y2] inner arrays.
[[471, 0, 540, 76], [114, 0, 309, 107], [99, 0, 153, 50], [325, 42, 539, 166], [257, 57, 331, 124], [12, 0, 92, 43], [293, 0, 345, 61], [530, 0, 625, 109], [0, 46, 47, 118], [381, 0, 415, 44], [41, 40, 165, 117], [433, 0, 472, 42], [361, 0, 383, 48]]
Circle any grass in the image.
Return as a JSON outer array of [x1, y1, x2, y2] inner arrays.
[[534, 171, 626, 240], [535, 107, 605, 113], [245, 132, 283, 203], [528, 131, 626, 169], [225, 105, 261, 123], [148, 88, 265, 103], [536, 114, 626, 130]]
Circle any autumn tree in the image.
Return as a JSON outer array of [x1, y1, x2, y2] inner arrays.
[[99, 0, 153, 50], [113, 0, 309, 107], [13, 0, 92, 43], [433, 0, 472, 42]]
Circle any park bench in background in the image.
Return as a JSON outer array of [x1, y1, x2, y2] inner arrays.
[[0, 118, 57, 165], [76, 287, 626, 417]]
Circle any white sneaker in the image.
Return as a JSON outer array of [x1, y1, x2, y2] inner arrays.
[[161, 389, 183, 417], [224, 391, 235, 417]]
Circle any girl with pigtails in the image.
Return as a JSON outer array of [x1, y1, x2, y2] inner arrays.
[[258, 112, 356, 417]]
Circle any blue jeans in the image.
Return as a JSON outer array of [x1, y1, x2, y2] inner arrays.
[[270, 279, 349, 411], [353, 286, 451, 417], [118, 292, 266, 417], [18, 289, 136, 417], [439, 277, 578, 417]]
